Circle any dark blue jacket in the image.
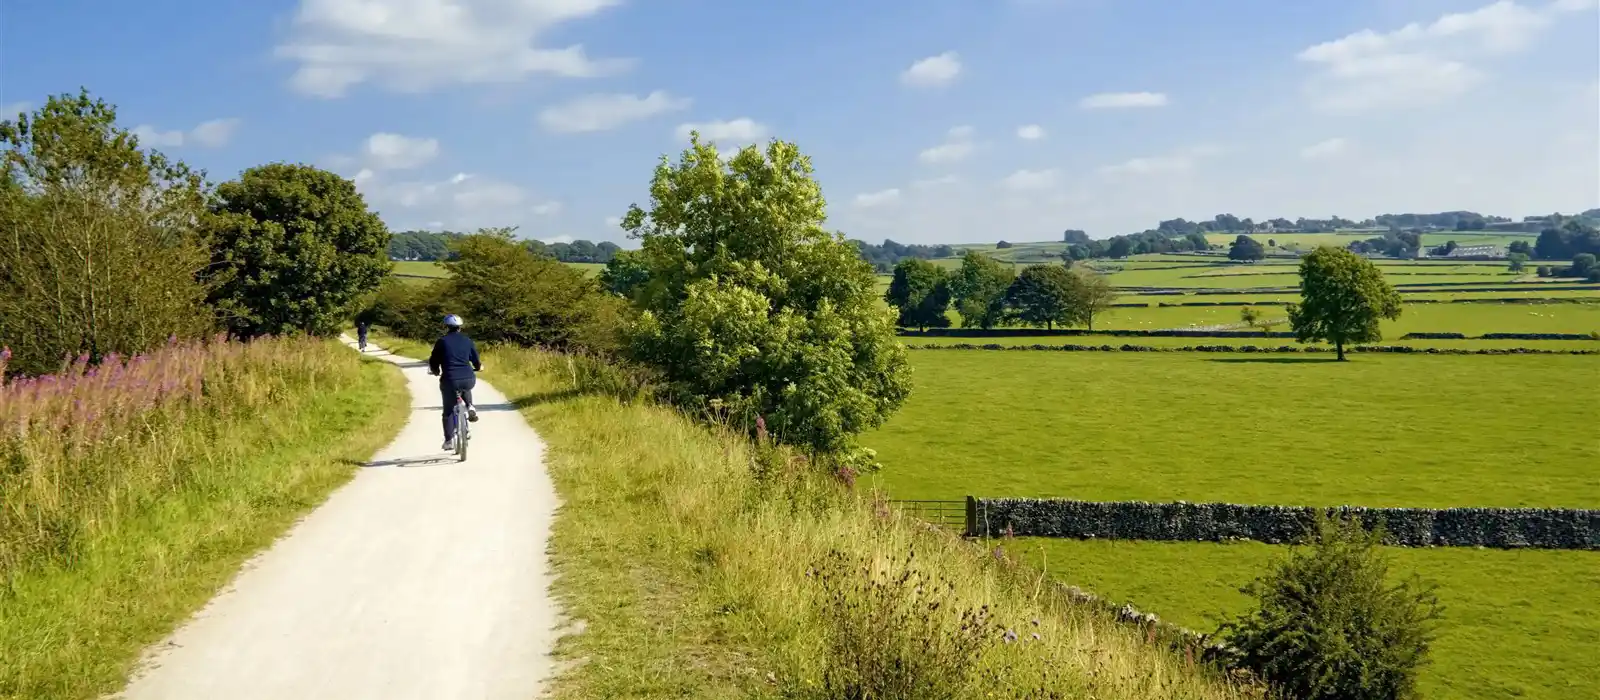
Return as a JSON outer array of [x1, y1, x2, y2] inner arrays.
[[428, 332, 481, 381]]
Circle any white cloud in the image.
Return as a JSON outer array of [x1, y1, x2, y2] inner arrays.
[[913, 175, 960, 188], [854, 188, 902, 208], [1301, 138, 1350, 160], [188, 118, 241, 147], [132, 126, 187, 148], [1016, 124, 1046, 140], [1100, 144, 1222, 177], [919, 126, 977, 165], [276, 0, 630, 98], [1000, 169, 1059, 191], [363, 133, 440, 170], [1079, 91, 1169, 109], [901, 51, 962, 87], [530, 201, 563, 215], [539, 90, 691, 133], [357, 167, 561, 233], [675, 118, 768, 146], [131, 118, 242, 149], [1296, 0, 1591, 112]]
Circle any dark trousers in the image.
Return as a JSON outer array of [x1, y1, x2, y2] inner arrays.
[[357, 327, 368, 346], [439, 376, 476, 441]]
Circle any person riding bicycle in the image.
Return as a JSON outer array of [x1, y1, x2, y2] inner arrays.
[[428, 314, 481, 451], [354, 308, 377, 351]]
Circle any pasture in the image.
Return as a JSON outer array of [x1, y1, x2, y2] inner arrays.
[[863, 349, 1598, 699]]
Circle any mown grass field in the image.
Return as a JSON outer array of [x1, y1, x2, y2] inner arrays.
[[862, 349, 1598, 700]]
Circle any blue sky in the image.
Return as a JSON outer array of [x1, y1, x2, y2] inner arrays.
[[3, 0, 1596, 245]]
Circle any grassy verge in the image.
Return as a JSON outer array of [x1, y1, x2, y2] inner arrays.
[[364, 333, 1251, 699], [0, 341, 407, 700]]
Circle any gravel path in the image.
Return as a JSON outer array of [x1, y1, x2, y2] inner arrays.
[[117, 340, 563, 700]]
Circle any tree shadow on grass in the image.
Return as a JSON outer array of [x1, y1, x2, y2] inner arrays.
[[1206, 357, 1343, 364]]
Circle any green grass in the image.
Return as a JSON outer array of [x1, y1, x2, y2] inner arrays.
[[862, 349, 1598, 699], [391, 260, 448, 278], [866, 351, 1596, 508], [1008, 539, 1600, 700], [0, 344, 408, 700], [369, 337, 1249, 699]]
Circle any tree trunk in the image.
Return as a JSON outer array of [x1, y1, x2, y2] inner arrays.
[[1336, 340, 1346, 361]]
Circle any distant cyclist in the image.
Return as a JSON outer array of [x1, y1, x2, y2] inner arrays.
[[428, 314, 481, 451]]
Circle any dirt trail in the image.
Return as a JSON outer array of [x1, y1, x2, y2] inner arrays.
[[118, 339, 563, 700]]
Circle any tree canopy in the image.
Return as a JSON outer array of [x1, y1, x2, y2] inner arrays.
[[203, 163, 391, 338], [948, 251, 1015, 330], [1288, 247, 1402, 360], [0, 90, 213, 376], [621, 134, 911, 456], [885, 258, 952, 331], [1228, 234, 1266, 262], [1006, 265, 1076, 330]]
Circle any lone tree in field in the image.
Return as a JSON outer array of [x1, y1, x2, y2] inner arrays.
[[1221, 513, 1442, 700], [1240, 306, 1261, 329], [0, 90, 212, 376], [1289, 247, 1402, 360], [885, 258, 951, 331], [204, 163, 391, 338], [1068, 266, 1118, 330], [1228, 234, 1265, 262], [949, 251, 1015, 329], [1006, 264, 1076, 330], [621, 134, 911, 456]]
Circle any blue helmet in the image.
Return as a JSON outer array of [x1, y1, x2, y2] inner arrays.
[[443, 314, 464, 328]]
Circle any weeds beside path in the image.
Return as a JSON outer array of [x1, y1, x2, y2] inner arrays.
[[0, 340, 408, 700]]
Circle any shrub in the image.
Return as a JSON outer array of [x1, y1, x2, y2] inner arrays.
[[442, 231, 627, 354], [0, 91, 213, 377], [1220, 513, 1443, 700]]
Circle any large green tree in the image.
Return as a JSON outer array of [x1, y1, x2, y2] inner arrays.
[[0, 90, 212, 376], [1229, 234, 1266, 262], [598, 248, 651, 300], [1288, 247, 1402, 360], [203, 163, 391, 338], [442, 230, 625, 352], [622, 134, 911, 455], [948, 251, 1015, 329], [1006, 264, 1076, 330], [885, 258, 951, 331]]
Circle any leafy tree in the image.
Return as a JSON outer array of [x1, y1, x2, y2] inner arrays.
[[948, 251, 1015, 329], [621, 134, 911, 455], [0, 90, 212, 376], [853, 239, 955, 272], [1572, 253, 1597, 279], [1061, 229, 1090, 244], [1005, 265, 1076, 329], [1221, 513, 1443, 700], [598, 248, 651, 299], [885, 258, 951, 331], [203, 163, 390, 338], [1535, 227, 1571, 260], [1507, 252, 1529, 272], [1228, 234, 1265, 262], [1067, 266, 1118, 330], [1105, 237, 1133, 258], [1267, 238, 1277, 248], [995, 240, 1013, 249], [440, 230, 625, 352], [1508, 240, 1532, 256], [1240, 306, 1261, 328], [1289, 247, 1402, 360], [1185, 232, 1210, 251]]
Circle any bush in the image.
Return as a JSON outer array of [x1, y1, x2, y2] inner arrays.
[[0, 91, 213, 377], [1220, 513, 1443, 700]]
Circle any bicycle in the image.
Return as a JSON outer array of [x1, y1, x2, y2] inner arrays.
[[451, 391, 470, 462]]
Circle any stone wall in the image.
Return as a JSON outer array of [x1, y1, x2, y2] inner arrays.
[[971, 498, 1600, 550]]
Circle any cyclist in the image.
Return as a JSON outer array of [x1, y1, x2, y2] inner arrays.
[[428, 314, 481, 451]]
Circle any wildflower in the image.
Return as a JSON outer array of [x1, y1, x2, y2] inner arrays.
[[1002, 629, 1018, 644]]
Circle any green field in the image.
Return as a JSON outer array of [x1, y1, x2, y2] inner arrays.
[[862, 349, 1598, 699], [391, 260, 448, 278]]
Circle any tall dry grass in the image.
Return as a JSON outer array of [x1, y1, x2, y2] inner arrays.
[[0, 336, 362, 586], [451, 342, 1259, 699]]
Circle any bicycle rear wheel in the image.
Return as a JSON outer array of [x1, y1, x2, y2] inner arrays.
[[455, 400, 469, 462]]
